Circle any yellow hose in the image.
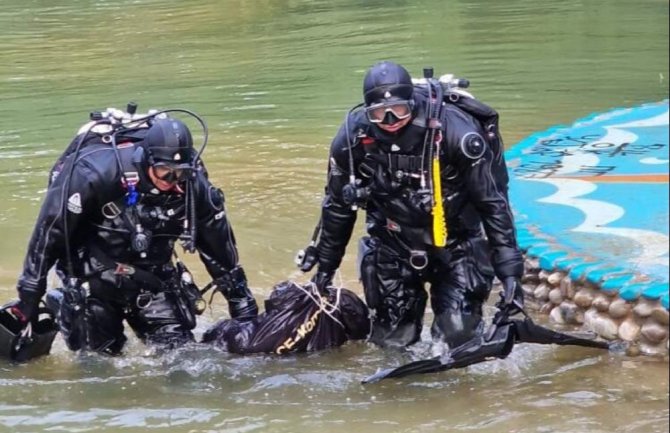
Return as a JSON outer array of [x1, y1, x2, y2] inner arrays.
[[431, 148, 447, 247]]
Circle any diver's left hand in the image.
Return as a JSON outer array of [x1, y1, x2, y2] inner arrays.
[[498, 276, 524, 315], [310, 270, 334, 296]]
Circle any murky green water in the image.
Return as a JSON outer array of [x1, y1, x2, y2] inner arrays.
[[1, 0, 668, 432]]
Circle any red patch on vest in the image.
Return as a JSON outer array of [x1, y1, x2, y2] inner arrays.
[[361, 137, 375, 146]]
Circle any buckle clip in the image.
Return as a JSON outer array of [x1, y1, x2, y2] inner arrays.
[[409, 250, 428, 270], [136, 292, 152, 309]]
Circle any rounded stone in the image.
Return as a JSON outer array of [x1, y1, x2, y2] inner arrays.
[[549, 306, 565, 324], [584, 309, 618, 340], [618, 317, 641, 341], [522, 283, 536, 297], [540, 302, 554, 314], [522, 273, 541, 285], [592, 295, 611, 313], [650, 307, 669, 326], [574, 289, 595, 309], [584, 308, 597, 325], [640, 322, 668, 344], [525, 258, 540, 272], [639, 342, 668, 357], [547, 272, 563, 286], [559, 301, 581, 324], [549, 288, 564, 305], [560, 276, 575, 299], [608, 299, 631, 319], [538, 270, 550, 282], [633, 299, 655, 318], [534, 283, 551, 302], [625, 344, 641, 357]]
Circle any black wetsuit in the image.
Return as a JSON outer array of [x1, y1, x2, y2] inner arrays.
[[315, 90, 523, 348], [16, 135, 258, 354]]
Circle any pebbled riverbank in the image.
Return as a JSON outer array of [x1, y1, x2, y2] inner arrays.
[[508, 101, 669, 355]]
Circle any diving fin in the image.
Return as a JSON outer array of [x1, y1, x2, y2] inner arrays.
[[362, 323, 515, 384], [363, 314, 609, 384], [362, 359, 444, 384], [512, 318, 610, 349]]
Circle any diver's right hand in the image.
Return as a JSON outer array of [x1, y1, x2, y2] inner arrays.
[[296, 245, 319, 272], [497, 276, 524, 316]]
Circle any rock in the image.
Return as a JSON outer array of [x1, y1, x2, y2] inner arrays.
[[547, 272, 563, 286], [525, 258, 540, 273], [534, 283, 551, 302], [584, 308, 598, 328], [640, 322, 668, 344], [625, 344, 641, 357], [633, 299, 655, 318], [574, 289, 595, 309], [618, 317, 641, 341], [560, 276, 575, 299], [650, 307, 669, 326], [522, 283, 536, 297], [540, 302, 554, 314], [584, 309, 618, 340], [639, 342, 668, 357], [538, 270, 550, 282], [592, 295, 611, 313], [548, 288, 564, 305], [608, 299, 631, 319], [522, 273, 540, 285], [559, 301, 581, 324], [549, 306, 565, 324]]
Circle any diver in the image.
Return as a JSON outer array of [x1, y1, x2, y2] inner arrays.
[[4, 108, 258, 356], [298, 61, 525, 349]]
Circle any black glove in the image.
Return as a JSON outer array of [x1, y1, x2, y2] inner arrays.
[[497, 276, 524, 315], [214, 267, 259, 321], [296, 245, 319, 272], [310, 270, 334, 295]]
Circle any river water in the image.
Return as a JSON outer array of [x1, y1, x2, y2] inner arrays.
[[0, 0, 668, 432]]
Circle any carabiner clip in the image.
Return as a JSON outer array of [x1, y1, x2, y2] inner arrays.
[[136, 292, 153, 309], [409, 250, 428, 270]]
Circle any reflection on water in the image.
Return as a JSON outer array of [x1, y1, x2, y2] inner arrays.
[[0, 0, 668, 431], [2, 336, 668, 433]]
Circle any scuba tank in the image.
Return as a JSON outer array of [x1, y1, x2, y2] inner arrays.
[[54, 103, 210, 279], [50, 102, 155, 185], [413, 67, 509, 247], [413, 71, 507, 184]]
